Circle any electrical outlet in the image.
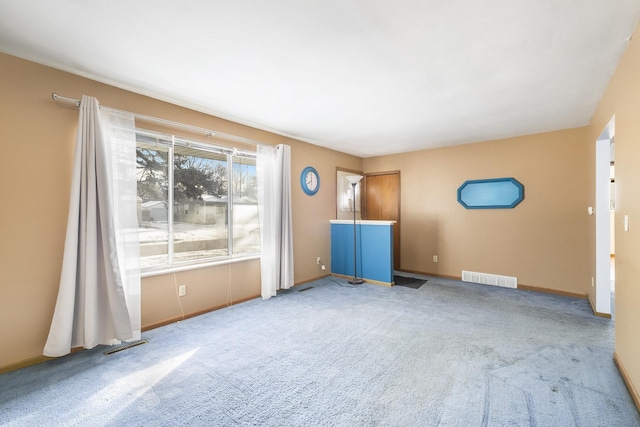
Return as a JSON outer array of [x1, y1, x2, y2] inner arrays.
[[321, 265, 326, 271], [178, 285, 187, 297], [317, 257, 321, 265], [433, 255, 438, 262]]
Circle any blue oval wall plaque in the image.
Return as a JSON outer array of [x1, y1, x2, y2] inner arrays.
[[457, 178, 524, 209]]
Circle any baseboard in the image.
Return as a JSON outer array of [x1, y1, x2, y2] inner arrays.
[[587, 293, 613, 319], [364, 278, 394, 287], [295, 274, 331, 286], [143, 293, 260, 331], [614, 352, 640, 412], [145, 278, 336, 331], [517, 284, 587, 300], [0, 346, 85, 375], [396, 269, 461, 281], [0, 355, 52, 375], [399, 269, 589, 300], [330, 273, 393, 287], [398, 269, 595, 305]]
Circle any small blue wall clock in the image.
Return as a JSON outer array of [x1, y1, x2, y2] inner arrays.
[[301, 166, 320, 196]]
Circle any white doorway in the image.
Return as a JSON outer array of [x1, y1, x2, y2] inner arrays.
[[595, 116, 615, 316]]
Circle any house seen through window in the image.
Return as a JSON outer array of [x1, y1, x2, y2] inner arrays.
[[136, 130, 259, 271]]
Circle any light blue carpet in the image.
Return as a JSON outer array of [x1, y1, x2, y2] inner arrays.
[[1, 276, 638, 426]]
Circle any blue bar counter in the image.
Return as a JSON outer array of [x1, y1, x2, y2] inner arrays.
[[330, 220, 395, 286]]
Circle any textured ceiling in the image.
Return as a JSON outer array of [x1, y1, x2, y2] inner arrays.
[[1, 1, 638, 157]]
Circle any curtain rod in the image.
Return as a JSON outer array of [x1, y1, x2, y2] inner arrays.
[[51, 93, 263, 147]]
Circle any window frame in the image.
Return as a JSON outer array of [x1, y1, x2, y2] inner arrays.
[[136, 129, 260, 276]]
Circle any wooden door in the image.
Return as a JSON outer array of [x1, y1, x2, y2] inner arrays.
[[364, 172, 400, 269]]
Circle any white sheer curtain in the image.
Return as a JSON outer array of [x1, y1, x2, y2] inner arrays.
[[257, 144, 294, 299], [44, 96, 141, 357]]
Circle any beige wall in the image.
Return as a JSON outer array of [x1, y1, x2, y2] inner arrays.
[[290, 142, 362, 281], [588, 24, 640, 403], [0, 53, 361, 370], [364, 128, 590, 294]]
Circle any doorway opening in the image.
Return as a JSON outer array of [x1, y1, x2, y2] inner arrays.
[[610, 142, 616, 315], [595, 116, 615, 317]]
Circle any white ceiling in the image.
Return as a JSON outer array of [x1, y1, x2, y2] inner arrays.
[[1, 1, 639, 158]]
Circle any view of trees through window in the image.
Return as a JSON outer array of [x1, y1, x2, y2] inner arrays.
[[136, 132, 259, 270]]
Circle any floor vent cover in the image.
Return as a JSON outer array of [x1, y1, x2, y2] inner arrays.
[[462, 270, 517, 289], [298, 286, 314, 292], [104, 339, 148, 356]]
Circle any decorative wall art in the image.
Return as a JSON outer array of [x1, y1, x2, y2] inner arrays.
[[457, 177, 524, 209]]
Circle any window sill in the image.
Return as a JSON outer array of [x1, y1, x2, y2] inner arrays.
[[140, 254, 261, 278]]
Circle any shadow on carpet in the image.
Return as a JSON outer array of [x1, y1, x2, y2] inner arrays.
[[394, 275, 426, 289]]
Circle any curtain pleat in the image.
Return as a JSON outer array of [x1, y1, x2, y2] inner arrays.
[[257, 144, 294, 299], [44, 96, 140, 357], [101, 108, 141, 342], [276, 145, 294, 290]]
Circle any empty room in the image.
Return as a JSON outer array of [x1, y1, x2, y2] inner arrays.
[[1, 1, 640, 425]]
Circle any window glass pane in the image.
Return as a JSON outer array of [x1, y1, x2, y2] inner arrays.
[[136, 130, 258, 271], [173, 146, 229, 263], [136, 139, 170, 270], [232, 157, 260, 254]]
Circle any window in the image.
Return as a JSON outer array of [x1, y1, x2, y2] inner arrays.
[[136, 130, 259, 271], [232, 156, 260, 255]]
